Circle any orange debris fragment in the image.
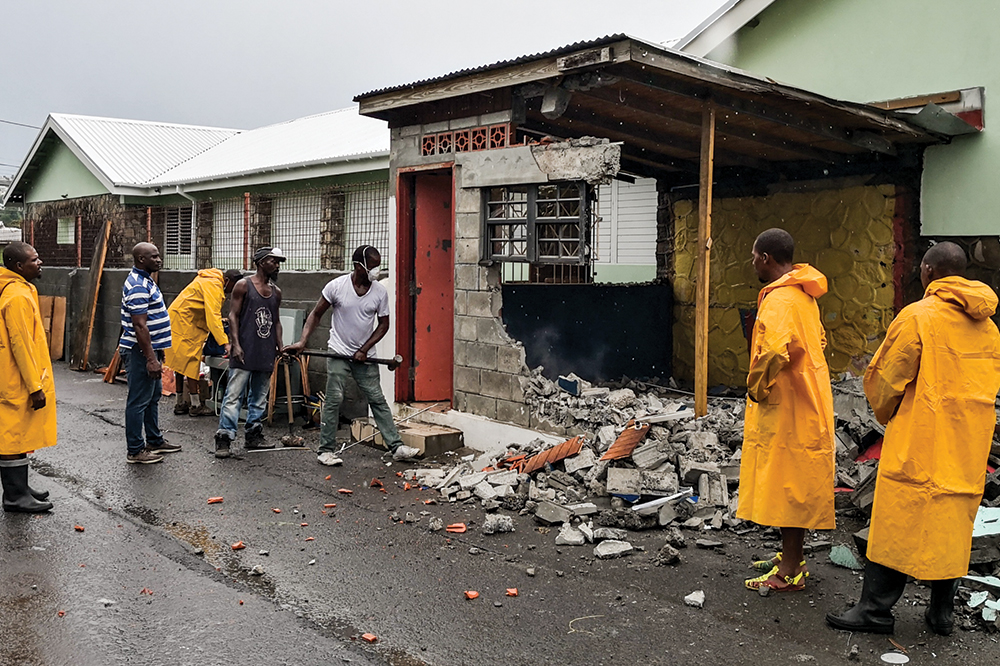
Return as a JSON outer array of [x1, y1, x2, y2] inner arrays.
[[231, 541, 245, 550], [506, 588, 519, 597], [139, 588, 153, 595], [403, 482, 412, 491], [370, 478, 384, 488], [272, 508, 282, 513], [446, 523, 467, 533], [73, 525, 85, 532], [338, 488, 353, 494], [239, 599, 244, 605], [423, 499, 437, 505], [300, 522, 309, 527], [361, 633, 378, 643], [464, 590, 479, 600], [57, 610, 65, 617], [325, 475, 332, 480], [395, 471, 403, 477], [304, 537, 315, 542], [207, 497, 224, 504], [323, 503, 337, 508]]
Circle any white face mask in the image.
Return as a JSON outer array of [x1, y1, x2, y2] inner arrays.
[[355, 262, 379, 282]]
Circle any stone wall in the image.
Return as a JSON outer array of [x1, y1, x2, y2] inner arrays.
[[672, 184, 898, 385]]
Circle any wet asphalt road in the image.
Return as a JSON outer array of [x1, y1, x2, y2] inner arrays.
[[2, 363, 998, 666]]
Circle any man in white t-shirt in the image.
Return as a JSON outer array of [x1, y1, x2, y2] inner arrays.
[[284, 245, 420, 466]]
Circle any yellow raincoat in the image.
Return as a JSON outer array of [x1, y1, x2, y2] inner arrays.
[[163, 268, 228, 380], [738, 264, 836, 530], [0, 267, 57, 455], [865, 276, 1000, 579]]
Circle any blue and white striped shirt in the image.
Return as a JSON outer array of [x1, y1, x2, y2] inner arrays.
[[119, 268, 171, 351]]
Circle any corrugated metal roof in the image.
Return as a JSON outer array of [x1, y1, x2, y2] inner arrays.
[[355, 34, 629, 100], [52, 113, 239, 186], [149, 106, 387, 186]]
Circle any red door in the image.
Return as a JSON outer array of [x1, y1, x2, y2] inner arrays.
[[412, 173, 454, 401]]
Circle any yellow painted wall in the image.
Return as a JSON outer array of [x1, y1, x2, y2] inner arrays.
[[673, 184, 897, 386]]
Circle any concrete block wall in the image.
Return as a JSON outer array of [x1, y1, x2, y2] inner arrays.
[[672, 184, 897, 385]]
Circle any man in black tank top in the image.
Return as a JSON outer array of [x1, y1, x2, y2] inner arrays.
[[214, 248, 285, 457]]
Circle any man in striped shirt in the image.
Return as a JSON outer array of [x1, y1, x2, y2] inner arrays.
[[119, 243, 180, 464]]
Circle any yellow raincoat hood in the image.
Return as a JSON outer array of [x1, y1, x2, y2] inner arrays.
[[924, 275, 998, 321], [738, 263, 835, 531], [865, 276, 1000, 579]]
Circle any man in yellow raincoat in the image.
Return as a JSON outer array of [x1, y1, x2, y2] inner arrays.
[[827, 242, 1000, 636], [0, 242, 55, 513], [164, 268, 242, 416], [739, 228, 835, 592]]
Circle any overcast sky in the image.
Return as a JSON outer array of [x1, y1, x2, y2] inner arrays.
[[0, 0, 729, 176]]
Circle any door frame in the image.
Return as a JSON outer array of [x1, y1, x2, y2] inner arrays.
[[395, 164, 455, 403]]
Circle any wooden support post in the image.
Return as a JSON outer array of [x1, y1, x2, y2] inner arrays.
[[75, 215, 82, 267], [695, 105, 716, 418], [70, 218, 112, 371], [146, 206, 152, 242], [243, 192, 251, 270]]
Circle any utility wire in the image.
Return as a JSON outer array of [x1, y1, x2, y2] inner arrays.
[[0, 118, 40, 130]]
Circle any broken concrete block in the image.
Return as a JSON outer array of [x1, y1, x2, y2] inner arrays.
[[631, 442, 673, 470], [493, 484, 514, 497], [473, 481, 498, 501], [482, 514, 515, 535], [566, 502, 599, 517], [596, 425, 618, 449], [657, 504, 677, 526], [594, 540, 634, 559], [852, 527, 870, 558], [680, 459, 721, 485], [681, 517, 704, 530], [429, 517, 444, 531], [581, 387, 610, 399], [709, 511, 724, 530], [435, 463, 471, 490], [459, 472, 489, 490], [563, 448, 597, 475], [607, 389, 636, 409], [592, 527, 628, 542], [606, 468, 641, 498], [697, 474, 711, 502], [578, 521, 594, 543], [663, 526, 687, 549], [486, 469, 519, 487], [653, 543, 681, 566], [547, 470, 583, 492], [528, 481, 556, 502], [687, 431, 719, 451], [555, 524, 586, 546], [709, 475, 729, 507], [683, 590, 705, 608], [534, 501, 572, 525], [640, 469, 680, 495], [455, 490, 473, 501], [695, 538, 723, 549]]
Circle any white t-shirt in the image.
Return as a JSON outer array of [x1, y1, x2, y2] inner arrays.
[[321, 274, 390, 357]]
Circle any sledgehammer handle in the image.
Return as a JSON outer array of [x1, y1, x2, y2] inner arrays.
[[299, 349, 403, 367]]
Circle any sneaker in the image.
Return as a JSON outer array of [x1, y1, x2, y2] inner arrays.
[[214, 433, 231, 459], [317, 452, 343, 466], [245, 428, 275, 450], [127, 448, 165, 464], [188, 404, 213, 417], [147, 440, 182, 454], [173, 402, 190, 415], [391, 445, 421, 462]]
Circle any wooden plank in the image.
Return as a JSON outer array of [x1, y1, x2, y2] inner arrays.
[[70, 218, 111, 371], [870, 91, 962, 111], [50, 296, 66, 360], [695, 106, 716, 418], [37, 295, 54, 345]]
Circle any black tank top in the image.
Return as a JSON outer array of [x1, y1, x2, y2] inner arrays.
[[232, 278, 279, 372]]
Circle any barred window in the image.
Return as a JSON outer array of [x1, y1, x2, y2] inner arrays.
[[56, 217, 75, 245], [484, 182, 591, 283], [164, 206, 194, 269]]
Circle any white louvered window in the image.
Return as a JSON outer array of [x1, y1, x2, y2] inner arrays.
[[164, 206, 194, 269]]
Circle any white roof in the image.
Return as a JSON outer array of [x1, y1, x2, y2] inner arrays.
[[51, 113, 239, 186], [675, 0, 778, 57], [149, 106, 388, 187]]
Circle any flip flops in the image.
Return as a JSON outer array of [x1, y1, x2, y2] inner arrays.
[[745, 566, 807, 592]]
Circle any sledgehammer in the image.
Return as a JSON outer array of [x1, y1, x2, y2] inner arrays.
[[298, 349, 403, 370]]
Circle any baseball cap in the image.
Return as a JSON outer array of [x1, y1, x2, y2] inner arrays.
[[253, 247, 287, 264]]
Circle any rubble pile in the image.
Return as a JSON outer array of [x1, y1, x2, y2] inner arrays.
[[403, 375, 1000, 593], [958, 577, 1000, 632]]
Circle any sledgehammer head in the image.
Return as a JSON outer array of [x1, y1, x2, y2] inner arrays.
[[388, 354, 403, 371], [280, 434, 305, 447]]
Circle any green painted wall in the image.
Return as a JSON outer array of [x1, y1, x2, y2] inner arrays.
[[26, 142, 108, 203], [710, 0, 997, 236], [592, 264, 656, 284]]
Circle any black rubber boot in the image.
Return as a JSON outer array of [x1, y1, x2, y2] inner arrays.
[[925, 578, 959, 636], [1, 459, 53, 513], [244, 426, 274, 450], [826, 561, 907, 634]]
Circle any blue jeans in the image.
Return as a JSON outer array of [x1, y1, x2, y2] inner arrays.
[[122, 348, 164, 455], [216, 367, 270, 440], [319, 358, 402, 454]]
